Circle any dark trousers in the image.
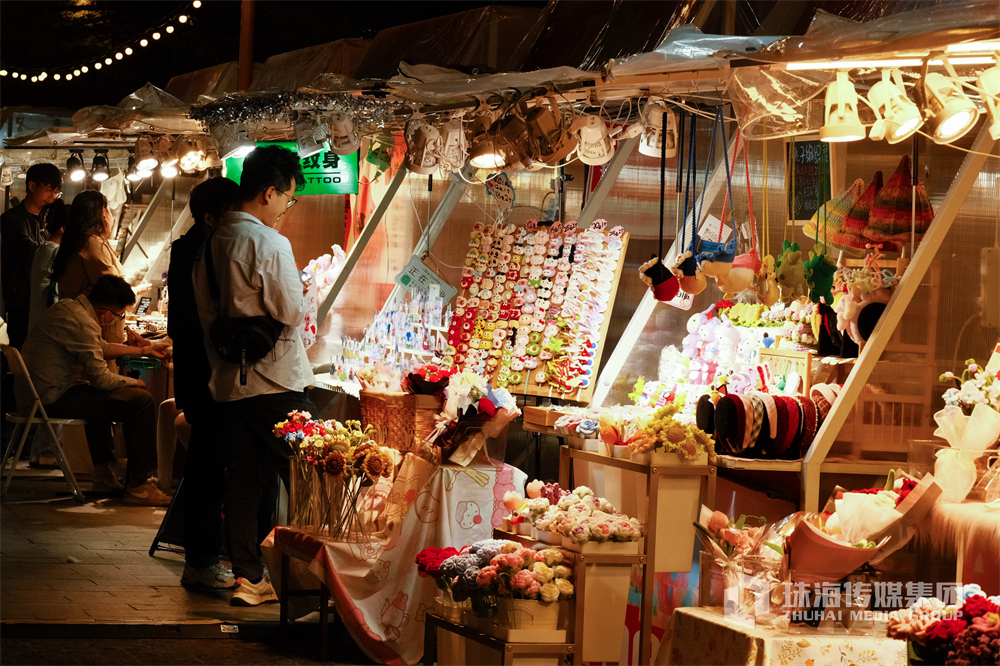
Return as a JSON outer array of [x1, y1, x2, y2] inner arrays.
[[45, 385, 157, 485], [222, 390, 315, 581], [2, 308, 29, 418], [181, 409, 227, 568]]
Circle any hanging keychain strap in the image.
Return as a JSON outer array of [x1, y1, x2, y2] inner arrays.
[[694, 112, 718, 234], [761, 120, 769, 258], [676, 109, 686, 240], [742, 130, 758, 255], [717, 128, 745, 242], [681, 114, 698, 255], [716, 107, 738, 246], [658, 111, 667, 259]]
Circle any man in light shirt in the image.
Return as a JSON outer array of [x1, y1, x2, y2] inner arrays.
[[17, 275, 171, 504], [192, 145, 316, 607]]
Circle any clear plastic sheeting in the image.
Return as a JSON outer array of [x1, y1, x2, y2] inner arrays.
[[749, 1, 999, 64], [728, 67, 835, 139], [251, 39, 371, 92], [353, 6, 543, 80], [613, 25, 781, 77], [165, 62, 242, 105], [383, 62, 595, 106], [71, 83, 202, 135]]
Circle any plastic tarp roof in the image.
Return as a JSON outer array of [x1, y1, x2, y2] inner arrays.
[[353, 5, 543, 79], [71, 83, 202, 135], [165, 62, 243, 105], [251, 38, 371, 92]]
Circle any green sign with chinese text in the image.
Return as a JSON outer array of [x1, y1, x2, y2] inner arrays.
[[224, 141, 359, 195]]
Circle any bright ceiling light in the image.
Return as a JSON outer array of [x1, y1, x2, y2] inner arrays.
[[976, 63, 1000, 140], [293, 116, 329, 158], [91, 150, 111, 182], [575, 115, 613, 165], [820, 71, 866, 142], [125, 156, 143, 182], [160, 163, 179, 179], [638, 100, 678, 158], [171, 136, 206, 171], [328, 112, 360, 156], [922, 57, 980, 144], [787, 56, 994, 71], [867, 69, 923, 144], [210, 123, 256, 159], [158, 136, 179, 168], [134, 137, 159, 171], [491, 114, 532, 169], [404, 120, 441, 175], [947, 41, 1000, 53], [67, 150, 86, 182], [468, 117, 505, 170]]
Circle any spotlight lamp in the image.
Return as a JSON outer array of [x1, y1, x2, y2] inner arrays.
[[293, 116, 329, 158], [91, 150, 111, 182], [160, 163, 178, 179], [638, 101, 678, 157], [210, 123, 255, 160], [820, 71, 867, 142], [922, 56, 980, 144], [436, 119, 468, 172], [67, 150, 86, 182], [134, 136, 159, 171], [468, 116, 505, 170], [867, 69, 923, 144], [328, 112, 360, 156], [524, 97, 577, 166], [125, 156, 142, 182], [403, 120, 442, 175], [171, 136, 206, 171], [977, 62, 1000, 140], [575, 115, 614, 166]]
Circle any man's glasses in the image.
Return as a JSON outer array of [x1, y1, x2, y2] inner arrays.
[[101, 308, 127, 320], [278, 190, 298, 210]]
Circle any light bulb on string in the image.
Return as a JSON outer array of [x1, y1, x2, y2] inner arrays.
[[193, 0, 201, 8], [66, 74, 73, 81], [53, 73, 60, 80], [178, 15, 188, 23], [140, 39, 148, 47], [166, 25, 174, 33], [104, 57, 112, 65], [19, 74, 26, 80], [0, 70, 7, 77], [94, 63, 102, 70], [39, 72, 46, 80], [73, 69, 80, 76], [115, 53, 123, 60], [31, 76, 37, 82], [153, 32, 161, 40]]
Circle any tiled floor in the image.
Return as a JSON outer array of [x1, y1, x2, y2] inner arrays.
[[1, 464, 279, 626]]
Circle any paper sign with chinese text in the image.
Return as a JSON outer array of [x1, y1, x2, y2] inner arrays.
[[394, 257, 457, 302]]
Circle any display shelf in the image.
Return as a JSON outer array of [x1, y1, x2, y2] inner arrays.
[[423, 612, 575, 666], [714, 455, 803, 472]]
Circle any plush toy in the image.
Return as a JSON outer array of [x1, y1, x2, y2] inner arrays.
[[671, 251, 708, 296], [716, 315, 740, 366], [775, 240, 807, 304], [804, 251, 838, 305], [755, 254, 781, 307]]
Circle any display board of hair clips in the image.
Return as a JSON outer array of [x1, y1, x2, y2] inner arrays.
[[441, 218, 629, 403]]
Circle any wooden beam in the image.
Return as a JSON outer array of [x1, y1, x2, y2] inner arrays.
[[800, 124, 997, 512]]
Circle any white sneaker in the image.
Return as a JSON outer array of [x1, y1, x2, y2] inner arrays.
[[181, 563, 235, 589], [230, 574, 278, 606]]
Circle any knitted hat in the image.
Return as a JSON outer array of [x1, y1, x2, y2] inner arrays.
[[804, 178, 865, 255], [864, 154, 934, 250], [832, 172, 883, 251]]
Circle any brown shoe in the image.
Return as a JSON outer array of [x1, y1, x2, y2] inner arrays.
[[124, 479, 172, 506]]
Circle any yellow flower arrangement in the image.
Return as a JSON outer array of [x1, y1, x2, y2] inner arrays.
[[626, 404, 714, 461]]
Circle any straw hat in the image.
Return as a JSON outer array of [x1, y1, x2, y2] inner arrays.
[[864, 154, 934, 250], [832, 171, 883, 251], [804, 178, 865, 255]]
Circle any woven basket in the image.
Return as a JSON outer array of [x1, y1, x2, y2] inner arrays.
[[359, 391, 443, 452]]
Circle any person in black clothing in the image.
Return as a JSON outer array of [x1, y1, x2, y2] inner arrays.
[[168, 177, 240, 589], [2, 163, 63, 418]]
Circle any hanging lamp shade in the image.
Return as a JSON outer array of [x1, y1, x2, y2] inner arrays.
[[329, 112, 360, 155], [922, 70, 979, 144], [404, 120, 441, 175], [868, 69, 923, 144], [576, 115, 613, 166], [976, 64, 1000, 140], [638, 102, 677, 158], [821, 72, 866, 142]]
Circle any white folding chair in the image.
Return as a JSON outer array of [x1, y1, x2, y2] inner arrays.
[[1, 344, 85, 502]]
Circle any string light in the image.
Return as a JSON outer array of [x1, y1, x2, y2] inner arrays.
[[0, 1, 198, 83]]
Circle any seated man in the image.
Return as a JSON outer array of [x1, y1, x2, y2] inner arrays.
[[16, 275, 171, 505]]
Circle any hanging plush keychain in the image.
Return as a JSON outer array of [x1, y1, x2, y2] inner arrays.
[[695, 107, 739, 283], [719, 129, 763, 299], [640, 108, 681, 301], [754, 123, 780, 306], [803, 143, 838, 305], [670, 113, 708, 295]]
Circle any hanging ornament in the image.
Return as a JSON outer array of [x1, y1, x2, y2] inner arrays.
[[640, 110, 680, 302]]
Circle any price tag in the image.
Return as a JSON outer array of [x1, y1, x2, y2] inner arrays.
[[608, 225, 625, 238], [563, 220, 578, 232], [590, 218, 608, 231], [135, 296, 151, 316], [526, 218, 538, 231], [697, 214, 732, 243], [395, 257, 457, 302], [485, 173, 515, 212], [549, 220, 563, 234], [666, 289, 694, 311]]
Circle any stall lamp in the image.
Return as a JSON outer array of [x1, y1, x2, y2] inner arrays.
[[820, 71, 867, 142], [404, 120, 441, 175], [156, 136, 179, 169], [977, 64, 1000, 140], [867, 69, 923, 144], [525, 98, 577, 166], [134, 137, 159, 171], [638, 101, 678, 157], [468, 121, 505, 170], [328, 112, 360, 156], [210, 123, 255, 160], [492, 114, 533, 169], [294, 117, 329, 159], [197, 148, 222, 172], [171, 136, 206, 172], [67, 150, 86, 182], [160, 163, 178, 179], [125, 156, 142, 182], [575, 115, 614, 166], [91, 150, 111, 182], [437, 119, 468, 171], [922, 64, 980, 144]]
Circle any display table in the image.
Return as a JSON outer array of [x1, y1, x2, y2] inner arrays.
[[262, 454, 526, 665], [659, 607, 906, 666]]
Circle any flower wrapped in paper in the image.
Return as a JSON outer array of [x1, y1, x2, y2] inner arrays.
[[427, 374, 521, 466]]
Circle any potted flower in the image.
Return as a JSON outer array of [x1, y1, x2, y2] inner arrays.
[[625, 404, 713, 465]]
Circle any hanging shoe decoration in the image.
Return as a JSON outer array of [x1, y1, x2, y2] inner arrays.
[[670, 112, 708, 295]]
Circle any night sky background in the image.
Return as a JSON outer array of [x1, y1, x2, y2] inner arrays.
[[0, 0, 547, 111]]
